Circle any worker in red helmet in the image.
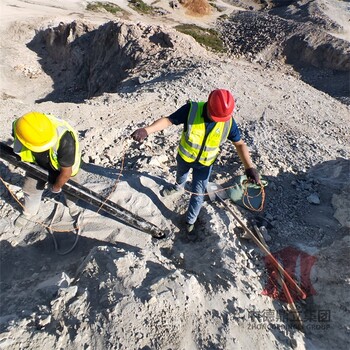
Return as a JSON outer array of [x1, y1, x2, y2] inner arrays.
[[131, 89, 260, 241]]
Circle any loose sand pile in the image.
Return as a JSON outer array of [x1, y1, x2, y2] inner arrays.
[[0, 1, 349, 349]]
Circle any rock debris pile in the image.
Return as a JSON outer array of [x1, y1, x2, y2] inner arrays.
[[218, 11, 297, 59], [217, 0, 350, 103]]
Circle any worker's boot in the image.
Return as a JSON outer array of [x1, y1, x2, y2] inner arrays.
[[160, 184, 183, 197], [186, 223, 197, 242], [65, 195, 81, 219], [68, 203, 80, 218]]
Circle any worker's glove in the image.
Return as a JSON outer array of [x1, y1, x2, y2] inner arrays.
[[131, 128, 148, 142], [44, 186, 63, 202], [245, 167, 260, 184]]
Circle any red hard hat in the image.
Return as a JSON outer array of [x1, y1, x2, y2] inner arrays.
[[207, 89, 235, 122]]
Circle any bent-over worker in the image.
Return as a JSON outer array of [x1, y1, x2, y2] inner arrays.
[[12, 112, 82, 227]]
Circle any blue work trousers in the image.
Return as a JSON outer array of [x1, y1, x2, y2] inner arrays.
[[175, 154, 213, 225]]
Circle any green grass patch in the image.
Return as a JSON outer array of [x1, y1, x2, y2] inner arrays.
[[86, 1, 123, 14], [128, 0, 154, 14], [175, 24, 226, 53]]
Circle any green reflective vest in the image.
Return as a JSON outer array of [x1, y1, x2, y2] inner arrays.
[[13, 114, 81, 176], [178, 102, 232, 166]]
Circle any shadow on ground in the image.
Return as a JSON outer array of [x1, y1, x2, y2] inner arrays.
[[0, 234, 141, 318]]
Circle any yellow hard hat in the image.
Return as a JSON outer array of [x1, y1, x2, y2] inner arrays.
[[15, 112, 57, 152]]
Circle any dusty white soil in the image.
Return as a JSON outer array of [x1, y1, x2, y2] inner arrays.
[[0, 1, 349, 350]]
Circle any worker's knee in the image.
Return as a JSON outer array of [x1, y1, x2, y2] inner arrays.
[[23, 175, 46, 193]]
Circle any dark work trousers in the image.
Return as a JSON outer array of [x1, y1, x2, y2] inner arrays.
[[175, 154, 213, 225]]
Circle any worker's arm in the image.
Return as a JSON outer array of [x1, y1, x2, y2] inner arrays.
[[131, 117, 173, 142], [145, 117, 173, 134], [232, 139, 260, 184], [232, 139, 254, 169], [51, 166, 73, 192]]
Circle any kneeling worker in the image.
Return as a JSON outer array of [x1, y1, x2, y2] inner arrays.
[[12, 112, 81, 227], [131, 89, 260, 240]]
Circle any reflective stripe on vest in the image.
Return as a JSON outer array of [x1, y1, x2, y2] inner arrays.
[[13, 114, 81, 176], [178, 102, 232, 166]]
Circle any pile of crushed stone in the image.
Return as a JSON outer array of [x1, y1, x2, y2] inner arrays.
[[217, 11, 297, 59], [217, 3, 349, 70], [217, 1, 350, 103]]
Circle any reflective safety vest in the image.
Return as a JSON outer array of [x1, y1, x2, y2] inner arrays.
[[178, 102, 232, 166], [13, 114, 81, 176]]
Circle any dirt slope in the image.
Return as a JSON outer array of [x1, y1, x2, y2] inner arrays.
[[0, 1, 349, 350]]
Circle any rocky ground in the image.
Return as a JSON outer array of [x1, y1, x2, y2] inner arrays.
[[0, 0, 349, 349]]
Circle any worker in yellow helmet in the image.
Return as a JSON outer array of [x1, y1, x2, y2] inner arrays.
[[12, 112, 82, 227]]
